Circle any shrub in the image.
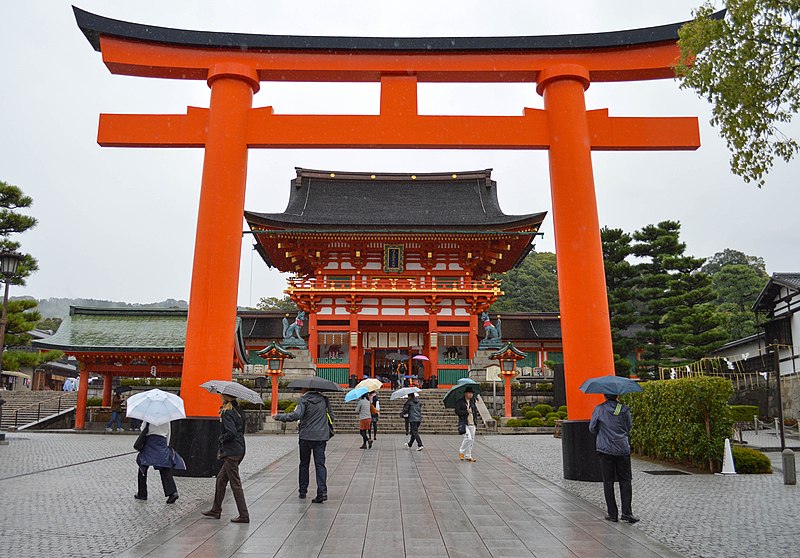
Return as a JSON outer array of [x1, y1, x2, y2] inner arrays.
[[120, 377, 181, 387], [533, 404, 553, 416], [545, 412, 560, 420], [528, 418, 545, 427], [728, 405, 759, 423], [545, 417, 558, 427], [285, 402, 297, 413], [535, 383, 554, 392], [624, 376, 734, 472], [558, 405, 568, 414], [524, 410, 542, 420], [732, 446, 772, 474], [557, 411, 568, 419], [519, 405, 534, 415], [86, 397, 102, 407], [506, 419, 523, 427]]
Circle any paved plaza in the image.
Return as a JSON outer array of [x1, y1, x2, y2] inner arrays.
[[1, 431, 798, 557]]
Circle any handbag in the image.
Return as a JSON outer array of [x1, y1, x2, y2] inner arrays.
[[133, 423, 149, 451], [458, 422, 467, 436]]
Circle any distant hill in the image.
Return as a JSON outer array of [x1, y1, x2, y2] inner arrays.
[[15, 297, 189, 319]]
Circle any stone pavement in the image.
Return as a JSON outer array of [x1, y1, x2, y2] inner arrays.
[[89, 434, 678, 558], [485, 434, 800, 558]]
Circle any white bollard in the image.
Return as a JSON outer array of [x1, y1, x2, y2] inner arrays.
[[719, 438, 737, 475]]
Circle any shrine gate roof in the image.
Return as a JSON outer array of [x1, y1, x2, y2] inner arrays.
[[245, 168, 546, 231], [32, 307, 248, 360]]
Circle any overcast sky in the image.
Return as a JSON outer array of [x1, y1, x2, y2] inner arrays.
[[2, 1, 798, 307]]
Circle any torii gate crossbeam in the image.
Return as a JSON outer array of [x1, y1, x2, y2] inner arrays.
[[74, 6, 712, 479]]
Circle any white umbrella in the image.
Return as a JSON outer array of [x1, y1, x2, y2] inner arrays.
[[125, 389, 186, 426], [391, 386, 421, 400], [356, 378, 382, 392], [200, 380, 264, 404]]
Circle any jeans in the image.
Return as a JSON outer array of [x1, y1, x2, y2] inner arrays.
[[211, 455, 248, 519], [137, 465, 176, 498], [459, 425, 476, 458], [106, 411, 122, 430], [408, 421, 423, 447], [597, 452, 633, 518], [298, 439, 327, 497]]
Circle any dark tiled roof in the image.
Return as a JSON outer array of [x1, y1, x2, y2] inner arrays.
[[245, 168, 545, 231], [239, 311, 306, 340], [752, 273, 800, 312], [495, 313, 562, 340]]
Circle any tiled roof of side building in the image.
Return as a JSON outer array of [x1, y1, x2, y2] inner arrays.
[[245, 168, 546, 230], [752, 272, 800, 312]]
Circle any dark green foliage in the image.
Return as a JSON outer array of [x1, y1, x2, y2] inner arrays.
[[557, 406, 568, 414], [624, 377, 734, 472], [728, 405, 760, 423], [256, 296, 297, 312], [602, 227, 639, 376], [2, 348, 63, 370], [732, 446, 772, 474], [535, 383, 553, 392], [557, 411, 568, 419], [527, 418, 545, 427], [524, 410, 542, 420], [708, 262, 768, 340], [701, 249, 768, 277], [86, 397, 102, 407], [0, 180, 38, 287], [36, 316, 62, 333], [490, 251, 559, 312], [533, 404, 553, 416], [506, 419, 524, 427], [120, 378, 181, 387], [545, 417, 558, 427], [545, 412, 560, 420]]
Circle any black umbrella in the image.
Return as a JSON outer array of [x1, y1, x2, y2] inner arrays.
[[114, 385, 132, 394], [386, 352, 410, 361], [287, 377, 343, 392]]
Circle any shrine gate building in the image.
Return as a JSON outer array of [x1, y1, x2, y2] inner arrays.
[[246, 168, 546, 386]]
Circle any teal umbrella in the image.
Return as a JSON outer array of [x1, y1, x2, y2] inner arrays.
[[442, 379, 480, 409]]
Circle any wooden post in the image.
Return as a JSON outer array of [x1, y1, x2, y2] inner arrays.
[[102, 373, 112, 406]]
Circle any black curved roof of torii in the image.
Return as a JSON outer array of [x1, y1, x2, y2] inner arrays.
[[74, 6, 724, 53], [245, 168, 546, 231]]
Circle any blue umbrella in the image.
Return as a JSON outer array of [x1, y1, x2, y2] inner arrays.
[[345, 386, 370, 402], [579, 375, 642, 395]]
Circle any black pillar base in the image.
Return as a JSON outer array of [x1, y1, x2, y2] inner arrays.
[[561, 419, 602, 482], [170, 417, 222, 478]]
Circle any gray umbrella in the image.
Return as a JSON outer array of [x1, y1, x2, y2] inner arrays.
[[287, 377, 343, 392], [200, 380, 264, 404]]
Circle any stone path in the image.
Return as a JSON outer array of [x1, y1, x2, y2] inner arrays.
[[112, 434, 680, 558]]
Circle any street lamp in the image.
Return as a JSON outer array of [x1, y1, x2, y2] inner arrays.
[[489, 342, 526, 420], [0, 252, 23, 377], [257, 341, 295, 416]]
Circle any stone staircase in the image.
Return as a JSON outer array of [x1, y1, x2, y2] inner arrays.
[[0, 391, 78, 430], [326, 389, 488, 434]]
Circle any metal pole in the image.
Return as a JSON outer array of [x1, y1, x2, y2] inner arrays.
[[0, 280, 10, 378], [773, 342, 786, 450]]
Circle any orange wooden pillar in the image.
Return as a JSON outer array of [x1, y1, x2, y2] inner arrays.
[[269, 370, 282, 416], [427, 313, 438, 382], [501, 371, 517, 418], [181, 63, 259, 418], [538, 64, 610, 421], [102, 372, 112, 406], [75, 366, 89, 430], [349, 315, 359, 379], [308, 313, 318, 366], [468, 313, 478, 362]]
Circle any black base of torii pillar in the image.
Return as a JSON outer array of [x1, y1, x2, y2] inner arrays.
[[561, 420, 603, 482], [171, 418, 222, 478]]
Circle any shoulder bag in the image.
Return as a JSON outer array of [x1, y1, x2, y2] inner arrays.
[[133, 423, 150, 452]]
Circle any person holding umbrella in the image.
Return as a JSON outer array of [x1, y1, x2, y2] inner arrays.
[[403, 392, 424, 451], [455, 386, 479, 462], [274, 386, 335, 503], [356, 392, 373, 449], [128, 389, 187, 504], [105, 391, 123, 432], [583, 375, 641, 524], [202, 393, 249, 523]]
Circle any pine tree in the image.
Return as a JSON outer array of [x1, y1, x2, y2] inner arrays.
[[601, 227, 637, 376], [490, 251, 559, 312]]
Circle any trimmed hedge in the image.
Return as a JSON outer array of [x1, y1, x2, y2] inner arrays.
[[533, 404, 553, 416], [624, 376, 734, 472], [557, 406, 568, 414], [545, 417, 558, 427], [527, 418, 545, 427], [506, 419, 524, 427], [729, 405, 759, 423], [732, 446, 772, 474], [86, 397, 102, 407], [524, 410, 543, 420], [557, 411, 568, 419]]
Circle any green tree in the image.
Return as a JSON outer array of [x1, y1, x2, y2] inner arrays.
[[601, 227, 638, 376], [0, 180, 38, 284], [37, 316, 63, 333], [676, 1, 800, 187], [710, 263, 766, 339], [256, 295, 297, 312], [700, 248, 768, 277], [491, 251, 559, 312]]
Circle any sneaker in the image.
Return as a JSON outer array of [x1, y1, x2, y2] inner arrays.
[[417, 446, 424, 452], [105, 428, 112, 432], [459, 453, 465, 461]]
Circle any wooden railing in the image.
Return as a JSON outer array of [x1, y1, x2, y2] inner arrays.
[[287, 276, 501, 293]]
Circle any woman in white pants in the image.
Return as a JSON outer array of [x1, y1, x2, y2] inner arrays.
[[454, 387, 478, 462]]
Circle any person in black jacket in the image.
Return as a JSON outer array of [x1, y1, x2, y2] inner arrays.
[[454, 387, 479, 462], [203, 394, 249, 523]]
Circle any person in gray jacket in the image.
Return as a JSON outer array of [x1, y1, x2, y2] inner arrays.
[[589, 394, 639, 524], [274, 388, 334, 503], [403, 393, 424, 451]]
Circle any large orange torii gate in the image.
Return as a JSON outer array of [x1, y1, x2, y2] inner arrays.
[[75, 7, 707, 478]]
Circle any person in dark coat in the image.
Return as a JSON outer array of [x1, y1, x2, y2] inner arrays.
[[454, 387, 479, 462], [106, 393, 123, 432], [403, 393, 424, 451], [135, 420, 185, 503], [203, 394, 249, 523], [274, 388, 334, 503], [589, 393, 639, 524]]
